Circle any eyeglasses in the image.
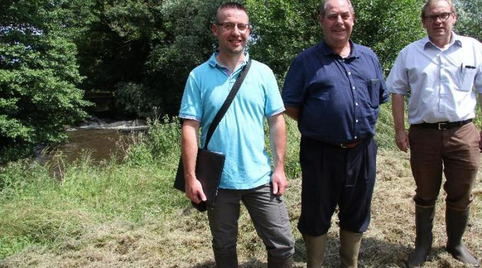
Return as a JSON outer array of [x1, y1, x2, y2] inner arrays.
[[424, 12, 452, 22], [216, 22, 250, 33]]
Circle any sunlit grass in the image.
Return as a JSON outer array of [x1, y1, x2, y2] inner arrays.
[[0, 109, 481, 267]]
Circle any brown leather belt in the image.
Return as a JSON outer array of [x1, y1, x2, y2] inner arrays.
[[340, 139, 363, 149], [412, 119, 472, 131]]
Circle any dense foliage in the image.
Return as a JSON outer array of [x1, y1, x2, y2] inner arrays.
[[351, 0, 426, 72], [455, 0, 482, 39], [1, 0, 480, 162], [246, 0, 320, 80], [0, 0, 94, 161]]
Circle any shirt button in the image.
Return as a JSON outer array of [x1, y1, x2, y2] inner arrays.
[[355, 103, 359, 106], [352, 86, 356, 90], [356, 119, 359, 123], [348, 72, 351, 75], [354, 136, 358, 139]]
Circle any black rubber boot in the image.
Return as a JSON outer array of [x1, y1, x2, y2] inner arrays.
[[267, 255, 294, 268], [214, 248, 238, 268], [446, 208, 480, 267], [408, 206, 435, 267]]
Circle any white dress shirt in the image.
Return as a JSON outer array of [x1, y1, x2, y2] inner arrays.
[[387, 32, 482, 124]]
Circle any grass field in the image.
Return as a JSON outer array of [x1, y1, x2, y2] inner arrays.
[[0, 114, 481, 267]]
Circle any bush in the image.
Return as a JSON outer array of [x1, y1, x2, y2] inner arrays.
[[0, 31, 90, 162]]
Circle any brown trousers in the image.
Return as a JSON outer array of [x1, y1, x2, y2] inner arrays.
[[408, 122, 479, 210]]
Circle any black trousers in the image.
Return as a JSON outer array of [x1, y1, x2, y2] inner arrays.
[[298, 136, 377, 236]]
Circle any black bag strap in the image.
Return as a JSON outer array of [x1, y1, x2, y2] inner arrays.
[[204, 59, 251, 149]]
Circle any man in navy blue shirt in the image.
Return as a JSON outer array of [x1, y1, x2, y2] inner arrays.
[[282, 0, 389, 267]]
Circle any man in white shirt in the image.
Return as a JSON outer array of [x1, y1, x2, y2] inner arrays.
[[387, 0, 481, 267]]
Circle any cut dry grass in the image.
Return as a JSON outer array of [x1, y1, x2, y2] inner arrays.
[[1, 149, 481, 267]]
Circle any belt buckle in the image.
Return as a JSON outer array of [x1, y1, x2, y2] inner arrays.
[[340, 143, 348, 149], [437, 122, 447, 130]]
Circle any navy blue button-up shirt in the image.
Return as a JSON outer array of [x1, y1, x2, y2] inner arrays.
[[282, 41, 389, 144]]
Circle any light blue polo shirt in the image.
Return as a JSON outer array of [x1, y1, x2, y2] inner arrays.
[[179, 53, 285, 189]]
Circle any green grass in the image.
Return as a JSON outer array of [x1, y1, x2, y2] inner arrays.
[[0, 107, 480, 267], [0, 158, 185, 255], [0, 117, 184, 260]]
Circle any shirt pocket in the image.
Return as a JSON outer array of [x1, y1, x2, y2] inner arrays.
[[368, 78, 380, 107], [457, 66, 477, 92]]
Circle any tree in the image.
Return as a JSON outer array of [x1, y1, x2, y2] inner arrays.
[[351, 0, 426, 72], [73, 0, 222, 118], [245, 0, 320, 82], [76, 0, 158, 117], [455, 0, 482, 40], [144, 0, 225, 117], [0, 0, 92, 162]]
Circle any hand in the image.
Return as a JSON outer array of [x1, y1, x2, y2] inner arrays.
[[395, 129, 410, 152], [185, 177, 206, 204], [271, 169, 288, 196]]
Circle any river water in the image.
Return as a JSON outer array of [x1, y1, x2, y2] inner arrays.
[[35, 119, 148, 165]]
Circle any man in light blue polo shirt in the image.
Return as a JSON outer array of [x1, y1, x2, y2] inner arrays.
[[179, 2, 294, 267]]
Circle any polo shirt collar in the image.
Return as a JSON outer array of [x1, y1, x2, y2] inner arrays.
[[320, 40, 359, 59], [208, 52, 250, 71]]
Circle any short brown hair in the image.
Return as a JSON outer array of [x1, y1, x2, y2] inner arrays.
[[216, 2, 248, 23], [421, 0, 456, 18]]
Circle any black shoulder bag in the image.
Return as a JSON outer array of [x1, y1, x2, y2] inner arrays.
[[174, 59, 252, 212]]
